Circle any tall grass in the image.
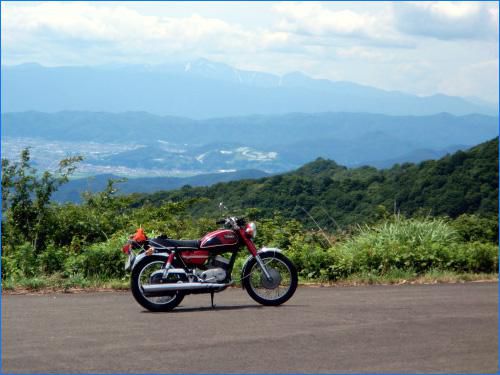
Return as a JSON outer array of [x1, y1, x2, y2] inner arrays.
[[288, 217, 498, 281]]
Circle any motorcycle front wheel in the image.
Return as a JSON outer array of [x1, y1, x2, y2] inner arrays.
[[131, 255, 184, 312], [242, 252, 298, 306]]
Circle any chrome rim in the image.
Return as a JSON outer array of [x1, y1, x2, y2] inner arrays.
[[248, 257, 292, 301], [138, 261, 177, 305]]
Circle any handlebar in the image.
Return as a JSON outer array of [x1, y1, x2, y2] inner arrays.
[[215, 217, 246, 228]]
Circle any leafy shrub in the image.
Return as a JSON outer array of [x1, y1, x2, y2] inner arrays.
[[450, 214, 498, 244], [38, 243, 68, 274], [1, 242, 39, 278], [64, 237, 126, 279], [324, 246, 354, 280], [448, 242, 498, 273], [1, 255, 21, 280]]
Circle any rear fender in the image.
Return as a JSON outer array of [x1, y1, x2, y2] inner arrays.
[[241, 247, 282, 289], [130, 251, 170, 272]]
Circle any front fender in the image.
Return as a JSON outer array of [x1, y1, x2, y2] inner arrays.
[[241, 247, 282, 288]]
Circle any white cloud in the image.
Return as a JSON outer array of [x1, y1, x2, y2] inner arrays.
[[273, 2, 413, 48], [274, 2, 498, 44], [335, 46, 390, 62], [1, 2, 292, 65], [275, 3, 376, 36], [1, 2, 498, 103], [393, 2, 499, 40]]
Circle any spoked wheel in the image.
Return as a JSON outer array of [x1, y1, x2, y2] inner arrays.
[[242, 252, 298, 306], [131, 256, 184, 312]]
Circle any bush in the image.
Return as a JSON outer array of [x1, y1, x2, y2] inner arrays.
[[324, 246, 354, 280], [39, 243, 69, 274], [1, 242, 39, 279], [1, 254, 22, 280], [64, 237, 126, 279], [448, 242, 498, 273], [450, 214, 498, 244]]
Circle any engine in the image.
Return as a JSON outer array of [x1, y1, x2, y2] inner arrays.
[[200, 268, 226, 282], [199, 255, 230, 283]]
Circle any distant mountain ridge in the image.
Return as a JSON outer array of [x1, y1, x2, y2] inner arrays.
[[2, 60, 497, 117], [2, 111, 497, 175], [3, 111, 496, 147], [52, 169, 269, 203]]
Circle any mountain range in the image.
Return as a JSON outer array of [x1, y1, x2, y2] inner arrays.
[[3, 58, 498, 186], [2, 111, 497, 177], [2, 59, 497, 118], [52, 169, 269, 203]]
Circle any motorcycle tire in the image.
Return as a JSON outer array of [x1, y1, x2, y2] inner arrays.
[[131, 255, 184, 312], [242, 252, 298, 306]]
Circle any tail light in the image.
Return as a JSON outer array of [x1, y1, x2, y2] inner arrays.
[[122, 243, 131, 255], [245, 222, 257, 239]]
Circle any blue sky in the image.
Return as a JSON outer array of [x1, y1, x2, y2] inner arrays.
[[2, 1, 498, 103]]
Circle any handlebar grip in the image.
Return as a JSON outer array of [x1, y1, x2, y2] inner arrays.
[[215, 219, 226, 225]]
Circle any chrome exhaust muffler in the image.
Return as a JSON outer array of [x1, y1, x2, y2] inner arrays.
[[142, 282, 230, 297]]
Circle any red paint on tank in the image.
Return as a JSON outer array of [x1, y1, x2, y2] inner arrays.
[[180, 249, 209, 266], [200, 229, 239, 249]]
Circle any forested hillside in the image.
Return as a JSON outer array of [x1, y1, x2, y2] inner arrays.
[[137, 138, 499, 227]]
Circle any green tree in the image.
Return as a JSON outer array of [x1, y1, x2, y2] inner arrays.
[[2, 148, 83, 252]]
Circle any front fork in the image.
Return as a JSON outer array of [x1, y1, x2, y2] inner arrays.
[[255, 254, 273, 281], [239, 229, 273, 281]]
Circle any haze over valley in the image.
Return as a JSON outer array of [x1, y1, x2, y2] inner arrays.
[[2, 108, 497, 177]]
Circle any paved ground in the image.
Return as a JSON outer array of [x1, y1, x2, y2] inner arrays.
[[1, 282, 498, 374]]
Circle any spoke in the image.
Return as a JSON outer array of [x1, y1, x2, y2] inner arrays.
[[139, 261, 176, 305]]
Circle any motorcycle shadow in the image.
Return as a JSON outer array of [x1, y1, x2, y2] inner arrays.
[[141, 304, 301, 313]]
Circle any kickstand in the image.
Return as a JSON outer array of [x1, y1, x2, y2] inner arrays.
[[210, 291, 215, 309]]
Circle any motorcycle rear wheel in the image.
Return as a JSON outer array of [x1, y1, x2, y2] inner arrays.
[[131, 256, 184, 312], [242, 252, 298, 306]]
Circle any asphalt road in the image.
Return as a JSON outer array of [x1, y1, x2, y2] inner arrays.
[[2, 282, 498, 374]]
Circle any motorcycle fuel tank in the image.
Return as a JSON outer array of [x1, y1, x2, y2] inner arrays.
[[200, 229, 239, 249]]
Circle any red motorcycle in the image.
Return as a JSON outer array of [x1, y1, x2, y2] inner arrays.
[[122, 216, 298, 312]]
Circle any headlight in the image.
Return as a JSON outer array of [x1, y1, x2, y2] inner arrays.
[[245, 222, 257, 239]]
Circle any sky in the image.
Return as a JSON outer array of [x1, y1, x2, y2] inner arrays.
[[2, 1, 499, 103]]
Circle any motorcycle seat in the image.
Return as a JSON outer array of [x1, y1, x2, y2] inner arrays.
[[150, 237, 200, 250]]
